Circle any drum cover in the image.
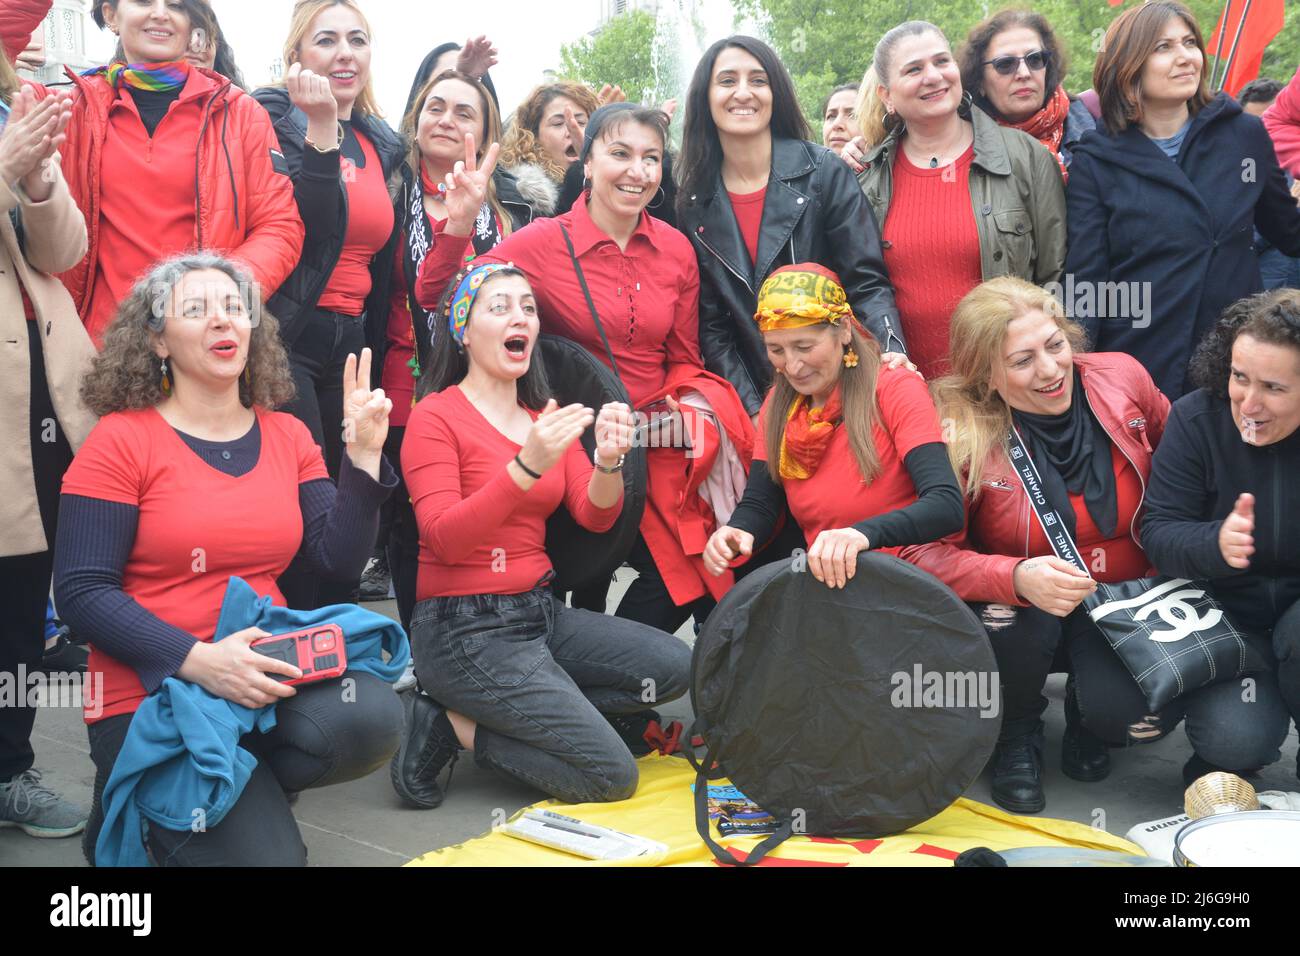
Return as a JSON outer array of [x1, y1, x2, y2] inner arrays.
[[691, 553, 1000, 837], [540, 334, 647, 592]]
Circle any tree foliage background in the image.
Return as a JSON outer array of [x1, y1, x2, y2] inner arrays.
[[559, 1, 1299, 131]]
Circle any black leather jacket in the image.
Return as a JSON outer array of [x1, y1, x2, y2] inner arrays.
[[679, 137, 902, 414], [252, 87, 406, 381]]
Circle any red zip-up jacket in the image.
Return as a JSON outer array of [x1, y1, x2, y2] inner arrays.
[[899, 352, 1169, 605], [44, 66, 303, 325], [1263, 64, 1300, 177], [0, 0, 48, 64]]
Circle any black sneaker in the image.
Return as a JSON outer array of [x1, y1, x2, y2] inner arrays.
[[359, 553, 392, 602], [606, 710, 670, 757], [1061, 679, 1110, 782], [39, 630, 88, 675], [390, 691, 459, 809], [990, 724, 1046, 814]]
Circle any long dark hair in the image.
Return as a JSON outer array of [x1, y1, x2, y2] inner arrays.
[[958, 9, 1067, 120], [416, 266, 552, 408], [1190, 290, 1300, 399], [677, 35, 810, 214]]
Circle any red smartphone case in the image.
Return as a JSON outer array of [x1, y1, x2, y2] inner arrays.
[[250, 624, 347, 686]]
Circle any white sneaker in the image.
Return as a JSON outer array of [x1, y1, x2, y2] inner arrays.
[[394, 660, 418, 694]]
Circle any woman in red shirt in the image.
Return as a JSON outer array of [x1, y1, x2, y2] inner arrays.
[[254, 0, 405, 608], [54, 253, 401, 866], [395, 262, 690, 808], [901, 277, 1188, 815], [703, 264, 962, 589], [417, 104, 749, 635], [58, 0, 303, 345]]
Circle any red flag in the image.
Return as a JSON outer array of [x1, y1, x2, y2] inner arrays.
[[1209, 0, 1286, 96]]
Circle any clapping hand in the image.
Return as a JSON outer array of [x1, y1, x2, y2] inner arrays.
[[342, 347, 391, 478], [516, 399, 593, 479], [594, 402, 634, 466], [0, 86, 72, 202], [442, 132, 500, 236], [1219, 492, 1255, 570]]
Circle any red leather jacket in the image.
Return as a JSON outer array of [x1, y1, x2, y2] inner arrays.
[[47, 66, 303, 321], [0, 0, 48, 63], [900, 352, 1169, 605]]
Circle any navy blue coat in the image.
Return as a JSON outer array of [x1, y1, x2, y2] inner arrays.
[[1065, 93, 1300, 399]]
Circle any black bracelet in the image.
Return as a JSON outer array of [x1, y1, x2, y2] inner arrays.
[[513, 454, 542, 480]]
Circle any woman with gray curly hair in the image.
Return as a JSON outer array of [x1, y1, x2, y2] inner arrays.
[[53, 254, 403, 866]]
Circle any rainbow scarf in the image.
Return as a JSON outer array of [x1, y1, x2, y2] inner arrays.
[[90, 59, 191, 93]]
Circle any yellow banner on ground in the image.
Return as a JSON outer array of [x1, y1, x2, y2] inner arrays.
[[407, 754, 1144, 867]]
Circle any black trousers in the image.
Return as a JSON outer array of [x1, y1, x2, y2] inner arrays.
[[1, 322, 73, 781], [381, 424, 419, 635], [83, 672, 401, 866], [278, 309, 369, 610]]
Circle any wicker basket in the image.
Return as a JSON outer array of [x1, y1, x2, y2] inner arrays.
[[1184, 772, 1261, 820]]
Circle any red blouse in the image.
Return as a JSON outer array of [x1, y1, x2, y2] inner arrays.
[[402, 385, 622, 598], [754, 366, 944, 552]]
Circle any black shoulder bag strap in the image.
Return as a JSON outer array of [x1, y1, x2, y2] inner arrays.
[[559, 223, 622, 381], [1005, 425, 1089, 574]]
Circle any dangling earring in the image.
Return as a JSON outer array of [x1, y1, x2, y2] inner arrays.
[[842, 347, 859, 369], [160, 358, 172, 394], [243, 365, 252, 388]]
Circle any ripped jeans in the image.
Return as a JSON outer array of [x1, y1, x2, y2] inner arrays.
[[972, 602, 1290, 771]]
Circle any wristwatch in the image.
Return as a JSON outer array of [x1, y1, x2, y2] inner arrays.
[[593, 449, 625, 474]]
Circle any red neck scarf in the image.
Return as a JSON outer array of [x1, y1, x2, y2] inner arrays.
[[778, 386, 843, 480], [1006, 84, 1070, 181], [420, 161, 444, 199]]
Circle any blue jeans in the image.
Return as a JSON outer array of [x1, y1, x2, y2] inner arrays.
[[411, 585, 692, 804]]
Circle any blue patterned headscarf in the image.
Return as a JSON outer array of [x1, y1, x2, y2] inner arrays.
[[447, 262, 514, 347]]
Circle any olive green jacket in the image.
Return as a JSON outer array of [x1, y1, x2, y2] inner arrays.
[[855, 106, 1066, 286]]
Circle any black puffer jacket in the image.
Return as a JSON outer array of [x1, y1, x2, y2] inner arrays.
[[252, 87, 407, 381], [679, 137, 902, 415], [1142, 387, 1300, 634]]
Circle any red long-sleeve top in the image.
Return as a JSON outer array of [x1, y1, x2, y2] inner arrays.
[[402, 385, 622, 598], [415, 199, 703, 408]]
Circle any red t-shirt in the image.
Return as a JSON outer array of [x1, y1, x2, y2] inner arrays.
[[317, 132, 396, 315], [89, 80, 206, 344], [882, 145, 982, 379], [61, 406, 330, 721], [1026, 444, 1149, 583], [755, 366, 943, 552], [728, 186, 766, 267], [402, 385, 622, 598]]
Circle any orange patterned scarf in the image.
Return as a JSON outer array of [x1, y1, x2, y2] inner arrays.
[[1007, 84, 1070, 181], [778, 385, 843, 480]]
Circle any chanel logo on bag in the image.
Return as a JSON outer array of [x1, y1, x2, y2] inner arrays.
[[1088, 579, 1224, 643]]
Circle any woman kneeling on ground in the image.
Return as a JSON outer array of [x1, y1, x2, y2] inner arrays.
[[902, 277, 1289, 813], [55, 254, 403, 866], [395, 262, 692, 809], [703, 263, 964, 590]]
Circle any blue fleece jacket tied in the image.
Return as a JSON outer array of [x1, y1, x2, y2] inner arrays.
[[95, 577, 410, 867]]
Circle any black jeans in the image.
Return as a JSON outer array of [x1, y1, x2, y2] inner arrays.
[[279, 309, 368, 610], [1265, 596, 1300, 728], [83, 672, 401, 866], [976, 601, 1291, 770], [381, 425, 418, 635], [411, 585, 692, 803], [0, 322, 73, 781]]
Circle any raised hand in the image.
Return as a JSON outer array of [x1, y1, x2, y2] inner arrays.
[[1218, 492, 1255, 570], [594, 402, 634, 464], [562, 104, 585, 164], [286, 61, 339, 147], [1013, 556, 1097, 616], [516, 399, 594, 479], [342, 347, 391, 477], [703, 526, 754, 576], [0, 87, 72, 202], [456, 35, 498, 78], [659, 98, 678, 123], [807, 526, 871, 589], [596, 83, 626, 107], [443, 132, 500, 236]]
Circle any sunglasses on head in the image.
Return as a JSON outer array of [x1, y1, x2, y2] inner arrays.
[[984, 50, 1050, 75]]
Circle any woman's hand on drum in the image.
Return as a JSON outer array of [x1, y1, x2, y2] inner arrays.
[[177, 627, 300, 708], [1218, 493, 1255, 570], [516, 399, 593, 479], [1012, 556, 1096, 617], [442, 132, 500, 237], [807, 527, 870, 589], [703, 526, 754, 576], [594, 402, 634, 465], [342, 348, 391, 480]]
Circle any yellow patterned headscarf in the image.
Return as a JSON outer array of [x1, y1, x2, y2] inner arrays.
[[754, 263, 856, 333]]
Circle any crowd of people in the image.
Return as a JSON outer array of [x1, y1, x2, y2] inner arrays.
[[1, 0, 1299, 866]]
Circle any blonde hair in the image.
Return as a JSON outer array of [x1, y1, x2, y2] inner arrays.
[[930, 277, 1087, 498], [402, 69, 511, 238], [282, 0, 382, 119], [764, 324, 882, 485], [499, 81, 599, 183]]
